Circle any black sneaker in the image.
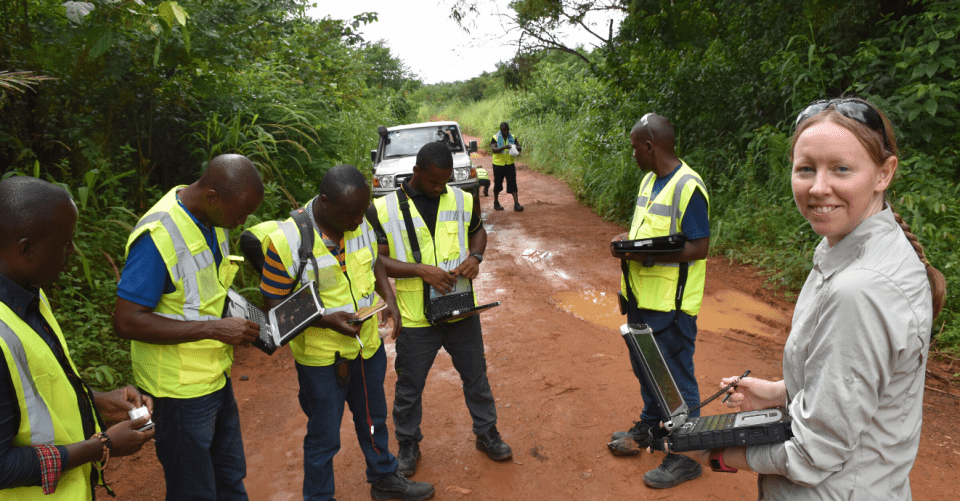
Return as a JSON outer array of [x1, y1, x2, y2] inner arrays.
[[475, 426, 512, 461], [493, 201, 504, 210], [513, 203, 524, 212], [643, 453, 702, 489], [396, 441, 420, 477], [371, 471, 435, 501]]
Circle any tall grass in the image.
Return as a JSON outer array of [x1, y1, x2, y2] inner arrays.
[[422, 92, 960, 351]]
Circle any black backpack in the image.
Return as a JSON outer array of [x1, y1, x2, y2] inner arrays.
[[238, 207, 318, 289]]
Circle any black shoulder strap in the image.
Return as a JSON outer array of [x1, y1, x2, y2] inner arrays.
[[289, 207, 319, 293], [396, 188, 422, 264]]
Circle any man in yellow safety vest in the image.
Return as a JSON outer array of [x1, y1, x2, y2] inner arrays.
[[368, 142, 511, 479], [608, 113, 711, 490], [113, 154, 264, 500], [0, 176, 154, 499], [258, 165, 434, 501]]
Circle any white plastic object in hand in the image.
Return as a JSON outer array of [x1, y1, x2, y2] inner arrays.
[[128, 406, 150, 420], [508, 144, 519, 157]]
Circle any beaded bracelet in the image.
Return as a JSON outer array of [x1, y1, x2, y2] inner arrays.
[[92, 432, 112, 470]]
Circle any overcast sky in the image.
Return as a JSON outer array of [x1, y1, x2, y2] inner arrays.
[[308, 1, 623, 85]]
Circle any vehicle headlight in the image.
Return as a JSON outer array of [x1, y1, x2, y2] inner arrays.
[[451, 167, 469, 182], [377, 175, 395, 189]]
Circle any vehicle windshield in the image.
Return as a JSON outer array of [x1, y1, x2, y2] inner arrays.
[[383, 125, 463, 158]]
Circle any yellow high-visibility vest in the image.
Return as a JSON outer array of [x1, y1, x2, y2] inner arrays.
[[0, 291, 104, 500], [373, 186, 475, 327], [620, 161, 709, 316], [491, 132, 518, 166], [126, 187, 238, 398], [476, 168, 489, 181], [265, 210, 381, 366]]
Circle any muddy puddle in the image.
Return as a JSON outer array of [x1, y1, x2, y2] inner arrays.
[[551, 287, 788, 338]]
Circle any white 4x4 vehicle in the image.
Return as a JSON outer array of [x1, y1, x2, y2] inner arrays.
[[370, 121, 479, 198]]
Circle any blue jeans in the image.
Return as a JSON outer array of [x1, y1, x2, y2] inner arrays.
[[626, 308, 701, 425], [148, 377, 247, 501], [393, 315, 497, 443], [296, 343, 397, 501]]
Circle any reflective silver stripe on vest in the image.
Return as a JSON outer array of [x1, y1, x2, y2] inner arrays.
[[382, 193, 428, 265], [436, 188, 469, 272], [136, 210, 223, 320], [670, 174, 707, 235], [345, 221, 375, 255], [153, 312, 221, 322], [277, 221, 303, 279], [382, 193, 409, 262], [324, 304, 355, 314], [635, 174, 656, 210], [219, 229, 230, 259], [356, 292, 375, 309], [0, 323, 55, 445]]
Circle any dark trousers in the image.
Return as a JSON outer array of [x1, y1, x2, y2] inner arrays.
[[626, 309, 701, 425], [492, 163, 518, 194], [393, 315, 497, 443], [149, 378, 248, 501], [296, 344, 397, 501]]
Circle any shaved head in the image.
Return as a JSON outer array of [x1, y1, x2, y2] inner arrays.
[[198, 154, 264, 200], [631, 113, 676, 151], [0, 177, 74, 248]]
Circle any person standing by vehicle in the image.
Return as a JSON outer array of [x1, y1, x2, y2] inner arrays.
[[608, 113, 710, 489], [259, 165, 434, 501], [368, 142, 512, 478], [677, 98, 945, 501], [113, 154, 264, 501], [476, 167, 490, 196], [490, 122, 523, 211], [0, 176, 155, 499]]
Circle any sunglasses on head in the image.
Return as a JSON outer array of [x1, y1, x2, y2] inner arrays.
[[795, 98, 890, 150]]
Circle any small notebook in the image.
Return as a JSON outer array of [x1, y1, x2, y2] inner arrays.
[[348, 296, 388, 325], [223, 281, 324, 355], [620, 323, 793, 452]]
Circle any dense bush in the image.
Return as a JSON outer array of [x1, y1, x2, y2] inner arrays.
[[1, 1, 421, 389], [422, 0, 960, 351]]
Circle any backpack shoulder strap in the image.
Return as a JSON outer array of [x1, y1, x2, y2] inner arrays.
[[289, 207, 319, 292]]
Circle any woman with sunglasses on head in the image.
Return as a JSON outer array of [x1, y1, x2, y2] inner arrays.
[[675, 98, 946, 500]]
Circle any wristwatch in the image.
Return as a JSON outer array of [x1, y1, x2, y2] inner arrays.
[[469, 252, 484, 264], [709, 449, 738, 473]]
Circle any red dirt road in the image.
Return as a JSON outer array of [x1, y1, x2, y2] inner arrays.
[[104, 140, 960, 500]]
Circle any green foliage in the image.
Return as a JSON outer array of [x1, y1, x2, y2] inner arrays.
[[425, 0, 960, 350], [0, 0, 420, 388]]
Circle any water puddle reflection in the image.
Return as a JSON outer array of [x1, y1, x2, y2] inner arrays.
[[552, 289, 622, 331], [521, 248, 552, 262]]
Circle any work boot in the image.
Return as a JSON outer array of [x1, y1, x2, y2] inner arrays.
[[397, 441, 420, 477], [475, 426, 512, 461], [608, 421, 652, 456], [643, 453, 703, 489], [370, 471, 435, 501], [610, 421, 653, 444], [493, 201, 504, 210], [513, 203, 524, 212]]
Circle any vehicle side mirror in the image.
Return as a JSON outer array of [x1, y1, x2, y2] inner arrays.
[[370, 149, 377, 164], [468, 140, 477, 153]]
